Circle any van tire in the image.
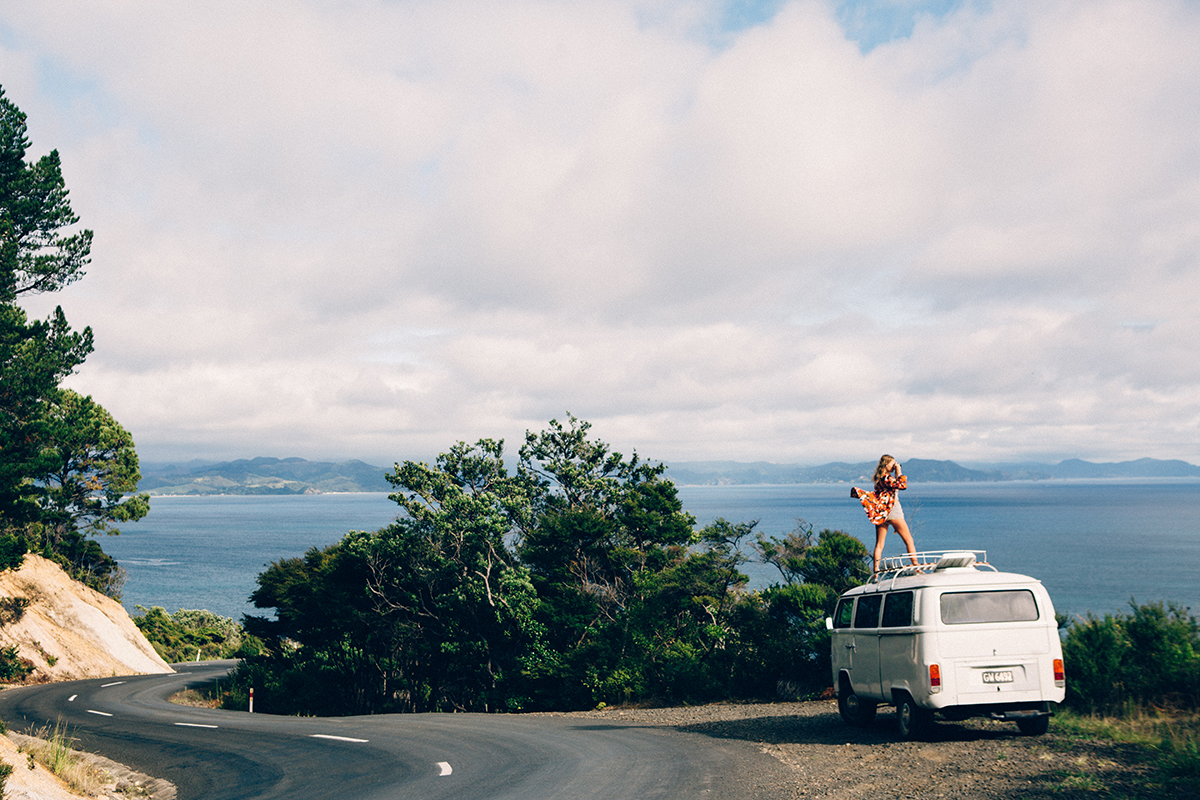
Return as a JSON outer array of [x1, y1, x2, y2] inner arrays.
[[1017, 715, 1050, 736], [896, 693, 933, 741], [838, 679, 877, 727]]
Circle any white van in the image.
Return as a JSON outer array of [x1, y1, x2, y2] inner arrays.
[[827, 551, 1065, 740]]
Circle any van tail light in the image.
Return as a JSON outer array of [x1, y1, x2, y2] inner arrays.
[[929, 663, 942, 693], [1053, 658, 1065, 687]]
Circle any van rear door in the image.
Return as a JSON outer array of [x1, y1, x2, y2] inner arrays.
[[936, 588, 1053, 703]]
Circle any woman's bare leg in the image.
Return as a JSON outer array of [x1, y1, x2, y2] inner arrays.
[[891, 518, 917, 564], [873, 524, 888, 572]]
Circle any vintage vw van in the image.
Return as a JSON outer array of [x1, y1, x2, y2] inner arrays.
[[828, 551, 1065, 740]]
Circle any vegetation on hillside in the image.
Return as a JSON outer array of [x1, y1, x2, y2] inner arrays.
[[1056, 601, 1200, 793], [223, 416, 868, 715], [0, 85, 147, 597], [133, 606, 263, 663]]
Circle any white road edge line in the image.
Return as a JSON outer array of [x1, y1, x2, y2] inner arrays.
[[67, 695, 77, 702], [309, 734, 369, 743], [100, 681, 126, 688], [438, 762, 453, 776], [174, 723, 219, 729], [86, 710, 113, 717]]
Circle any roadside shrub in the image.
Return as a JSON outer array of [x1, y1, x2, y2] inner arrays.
[[133, 606, 262, 663], [1063, 600, 1200, 713], [0, 646, 33, 682]]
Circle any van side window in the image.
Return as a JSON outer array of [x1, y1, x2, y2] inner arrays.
[[940, 590, 1039, 624], [881, 591, 914, 627], [853, 594, 883, 628], [833, 598, 854, 629]]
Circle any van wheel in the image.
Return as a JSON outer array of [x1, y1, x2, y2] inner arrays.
[[1017, 715, 1050, 736], [838, 681, 877, 727], [896, 694, 933, 741]]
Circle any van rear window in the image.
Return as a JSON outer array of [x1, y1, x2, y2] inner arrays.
[[940, 590, 1039, 624]]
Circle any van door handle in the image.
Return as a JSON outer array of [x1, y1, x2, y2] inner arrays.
[[845, 642, 856, 649]]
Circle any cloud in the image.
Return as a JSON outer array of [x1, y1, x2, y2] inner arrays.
[[3, 0, 1199, 466]]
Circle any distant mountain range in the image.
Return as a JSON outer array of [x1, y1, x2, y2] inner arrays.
[[137, 455, 1200, 495], [138, 457, 392, 495], [662, 457, 1200, 486]]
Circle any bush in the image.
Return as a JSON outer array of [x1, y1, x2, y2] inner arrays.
[[133, 606, 262, 663], [0, 645, 33, 682], [1062, 600, 1200, 713]]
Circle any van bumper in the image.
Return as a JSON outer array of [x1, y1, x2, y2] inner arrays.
[[940, 701, 1052, 722]]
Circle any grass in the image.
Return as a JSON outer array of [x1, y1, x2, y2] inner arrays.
[[1053, 705, 1200, 794], [168, 677, 233, 709], [17, 719, 111, 796]]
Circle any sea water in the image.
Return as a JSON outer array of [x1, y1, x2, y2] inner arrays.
[[99, 480, 1200, 623]]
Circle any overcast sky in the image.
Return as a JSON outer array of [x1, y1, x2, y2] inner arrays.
[[4, 0, 1199, 467]]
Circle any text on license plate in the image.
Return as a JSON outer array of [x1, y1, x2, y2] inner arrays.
[[982, 670, 1014, 684]]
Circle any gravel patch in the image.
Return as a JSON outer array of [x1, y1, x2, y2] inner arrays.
[[537, 700, 1193, 799]]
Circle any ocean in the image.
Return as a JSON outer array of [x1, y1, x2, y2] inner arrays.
[[99, 479, 1200, 624]]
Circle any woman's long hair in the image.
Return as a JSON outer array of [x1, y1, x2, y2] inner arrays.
[[873, 454, 896, 483]]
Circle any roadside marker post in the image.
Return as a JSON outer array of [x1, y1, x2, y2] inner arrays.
[[250, 688, 254, 714]]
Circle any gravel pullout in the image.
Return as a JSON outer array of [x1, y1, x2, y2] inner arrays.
[[537, 699, 1191, 799]]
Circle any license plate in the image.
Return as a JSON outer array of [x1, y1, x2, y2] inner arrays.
[[982, 670, 1014, 684]]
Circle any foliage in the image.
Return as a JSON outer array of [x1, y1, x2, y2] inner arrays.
[[0, 596, 28, 626], [235, 417, 875, 716], [133, 606, 261, 664], [0, 305, 92, 531], [1061, 600, 1200, 713], [0, 645, 32, 682], [0, 87, 92, 302], [0, 83, 145, 591], [240, 440, 542, 714], [33, 390, 149, 537]]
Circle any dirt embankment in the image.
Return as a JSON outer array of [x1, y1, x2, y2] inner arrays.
[[0, 555, 173, 799], [0, 555, 172, 681]]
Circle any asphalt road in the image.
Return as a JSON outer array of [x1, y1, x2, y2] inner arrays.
[[0, 661, 790, 799]]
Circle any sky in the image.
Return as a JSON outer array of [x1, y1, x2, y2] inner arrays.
[[3, 0, 1199, 467]]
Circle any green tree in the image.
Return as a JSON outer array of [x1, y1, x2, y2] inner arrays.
[[11, 390, 148, 596], [751, 523, 871, 695], [35, 389, 149, 538], [240, 439, 543, 714], [0, 305, 92, 528], [0, 84, 97, 546], [0, 86, 92, 302]]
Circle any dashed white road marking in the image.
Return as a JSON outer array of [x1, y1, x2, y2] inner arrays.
[[438, 762, 453, 776], [101, 681, 126, 688], [310, 734, 369, 743], [174, 723, 219, 729], [87, 710, 113, 717], [67, 695, 77, 702]]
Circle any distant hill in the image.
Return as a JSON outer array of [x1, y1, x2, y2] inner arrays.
[[663, 457, 1199, 485], [138, 455, 1200, 493], [138, 457, 391, 495]]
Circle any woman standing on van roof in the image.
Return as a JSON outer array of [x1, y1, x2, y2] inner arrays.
[[851, 455, 918, 573]]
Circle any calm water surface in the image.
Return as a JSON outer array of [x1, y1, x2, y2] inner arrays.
[[101, 480, 1200, 622]]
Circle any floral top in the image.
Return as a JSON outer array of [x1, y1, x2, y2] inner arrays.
[[858, 474, 907, 525]]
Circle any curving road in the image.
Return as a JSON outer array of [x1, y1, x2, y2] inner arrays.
[[0, 661, 788, 799]]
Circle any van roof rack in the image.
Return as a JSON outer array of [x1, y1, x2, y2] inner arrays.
[[871, 550, 994, 582]]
